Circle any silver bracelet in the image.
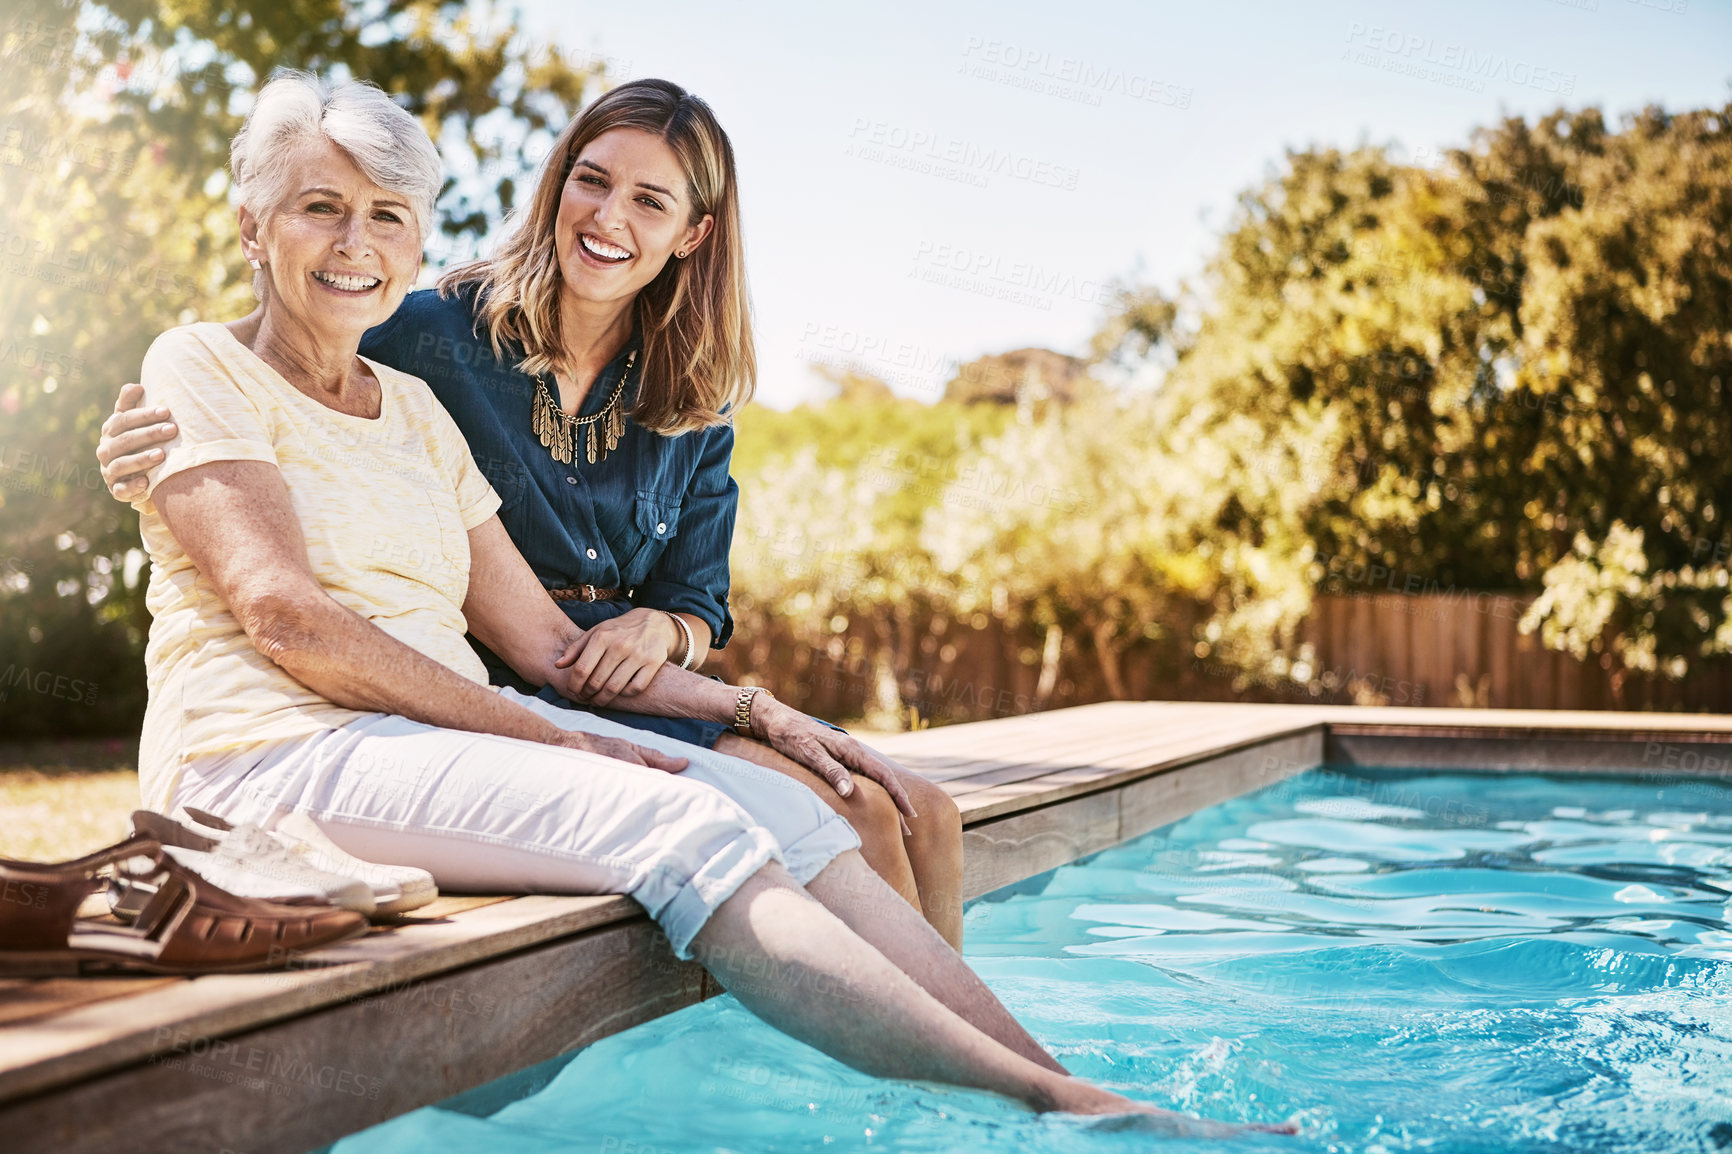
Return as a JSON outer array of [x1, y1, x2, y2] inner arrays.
[[666, 611, 697, 670]]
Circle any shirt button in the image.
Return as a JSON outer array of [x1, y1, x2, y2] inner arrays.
[[586, 548, 598, 560], [565, 476, 577, 485], [656, 522, 667, 534]]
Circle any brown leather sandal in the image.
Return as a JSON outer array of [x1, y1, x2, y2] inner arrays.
[[0, 833, 369, 977]]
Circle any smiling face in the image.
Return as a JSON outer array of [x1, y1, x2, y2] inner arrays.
[[239, 135, 423, 344], [553, 127, 714, 311]]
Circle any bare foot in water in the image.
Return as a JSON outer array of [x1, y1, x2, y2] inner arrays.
[[1044, 1079, 1300, 1137], [1076, 1109, 1302, 1138]]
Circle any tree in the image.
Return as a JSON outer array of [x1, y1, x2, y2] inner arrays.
[[1509, 107, 1732, 685], [922, 383, 1318, 702], [941, 347, 1098, 409], [727, 392, 1010, 727], [0, 0, 600, 736], [1096, 103, 1732, 698]]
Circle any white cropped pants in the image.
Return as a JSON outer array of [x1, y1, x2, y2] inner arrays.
[[170, 687, 862, 958]]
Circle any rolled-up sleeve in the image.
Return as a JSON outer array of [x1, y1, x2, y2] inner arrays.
[[635, 421, 738, 648]]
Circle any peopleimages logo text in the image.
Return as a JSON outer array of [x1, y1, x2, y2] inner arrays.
[[847, 120, 1080, 190], [1343, 23, 1576, 95], [0, 665, 99, 705], [958, 38, 1193, 109], [908, 240, 1110, 307]]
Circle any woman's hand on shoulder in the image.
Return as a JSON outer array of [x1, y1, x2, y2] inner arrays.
[[553, 607, 683, 707], [97, 383, 178, 500]]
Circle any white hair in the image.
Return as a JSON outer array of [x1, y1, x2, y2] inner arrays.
[[229, 70, 443, 243]]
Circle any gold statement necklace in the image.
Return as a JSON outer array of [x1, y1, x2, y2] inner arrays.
[[530, 349, 636, 465]]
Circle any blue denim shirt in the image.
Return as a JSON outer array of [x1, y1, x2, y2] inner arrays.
[[360, 286, 737, 693]]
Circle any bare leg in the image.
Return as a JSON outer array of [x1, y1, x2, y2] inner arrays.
[[896, 770, 965, 948], [692, 859, 1275, 1134], [804, 849, 1067, 1073], [714, 733, 963, 946], [714, 734, 921, 902]]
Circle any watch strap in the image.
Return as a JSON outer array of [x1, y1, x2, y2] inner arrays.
[[733, 686, 771, 736]]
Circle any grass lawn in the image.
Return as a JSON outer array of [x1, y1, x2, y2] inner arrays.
[[0, 740, 140, 863]]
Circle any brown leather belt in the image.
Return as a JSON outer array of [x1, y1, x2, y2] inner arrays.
[[548, 584, 620, 602]]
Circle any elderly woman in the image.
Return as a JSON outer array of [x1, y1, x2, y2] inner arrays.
[[123, 71, 1269, 1133], [99, 77, 964, 947]]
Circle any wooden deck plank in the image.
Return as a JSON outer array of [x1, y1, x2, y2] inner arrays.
[[873, 704, 1292, 788], [947, 714, 1313, 792], [937, 710, 1269, 783], [938, 714, 1321, 805], [0, 893, 641, 1102], [866, 718, 1147, 780], [0, 977, 178, 1028], [9, 914, 705, 1154]]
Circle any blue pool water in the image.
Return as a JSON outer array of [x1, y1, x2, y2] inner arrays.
[[328, 768, 1732, 1153]]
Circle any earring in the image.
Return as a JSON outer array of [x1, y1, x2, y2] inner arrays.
[[675, 250, 686, 259], [249, 258, 261, 270]]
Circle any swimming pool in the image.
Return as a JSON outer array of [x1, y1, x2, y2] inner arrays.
[[324, 766, 1732, 1153]]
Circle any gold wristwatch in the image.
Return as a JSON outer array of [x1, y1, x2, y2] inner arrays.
[[733, 686, 774, 736]]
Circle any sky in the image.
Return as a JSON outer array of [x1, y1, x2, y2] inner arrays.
[[516, 0, 1732, 407]]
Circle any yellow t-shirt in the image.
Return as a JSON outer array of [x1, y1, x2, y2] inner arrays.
[[131, 322, 502, 811]]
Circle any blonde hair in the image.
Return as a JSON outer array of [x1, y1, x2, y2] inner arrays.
[[437, 79, 754, 434]]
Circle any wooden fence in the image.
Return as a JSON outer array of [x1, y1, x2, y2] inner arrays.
[[714, 592, 1732, 725], [1302, 592, 1731, 712]]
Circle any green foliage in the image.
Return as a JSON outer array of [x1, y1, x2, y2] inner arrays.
[[726, 102, 1732, 716], [0, 0, 597, 736], [1148, 104, 1732, 683], [728, 397, 1011, 726]]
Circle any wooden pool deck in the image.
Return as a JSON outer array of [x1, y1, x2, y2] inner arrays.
[[5, 701, 1731, 1153]]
